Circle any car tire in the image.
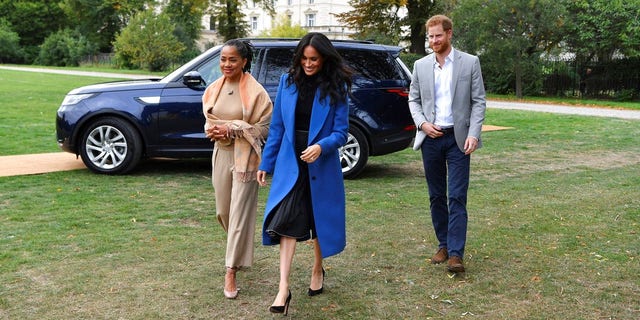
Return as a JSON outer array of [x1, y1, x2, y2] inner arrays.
[[340, 126, 369, 179], [79, 117, 143, 174]]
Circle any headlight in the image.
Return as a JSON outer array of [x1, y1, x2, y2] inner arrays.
[[61, 93, 95, 105]]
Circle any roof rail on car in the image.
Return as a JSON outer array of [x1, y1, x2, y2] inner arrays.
[[238, 37, 375, 44]]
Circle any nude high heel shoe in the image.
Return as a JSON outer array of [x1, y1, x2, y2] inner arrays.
[[223, 267, 238, 299]]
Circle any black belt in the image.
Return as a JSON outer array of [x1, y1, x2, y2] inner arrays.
[[438, 127, 454, 134]]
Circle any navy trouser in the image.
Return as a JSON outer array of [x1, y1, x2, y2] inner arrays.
[[420, 131, 470, 258]]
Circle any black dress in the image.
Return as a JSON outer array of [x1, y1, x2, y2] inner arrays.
[[264, 75, 319, 242]]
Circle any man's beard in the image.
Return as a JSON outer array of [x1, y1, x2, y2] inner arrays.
[[432, 41, 450, 54]]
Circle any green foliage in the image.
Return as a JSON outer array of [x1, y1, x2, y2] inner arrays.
[[399, 52, 423, 71], [35, 29, 96, 67], [614, 89, 638, 102], [210, 0, 249, 41], [337, 0, 405, 45], [60, 0, 148, 52], [562, 0, 640, 62], [351, 30, 397, 46], [0, 18, 23, 63], [113, 11, 186, 72], [163, 0, 209, 59], [0, 0, 69, 62], [259, 14, 307, 38], [452, 0, 565, 98]]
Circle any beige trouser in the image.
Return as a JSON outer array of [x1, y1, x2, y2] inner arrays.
[[212, 145, 258, 268]]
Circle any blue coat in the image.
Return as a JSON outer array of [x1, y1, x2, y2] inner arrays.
[[259, 74, 348, 258]]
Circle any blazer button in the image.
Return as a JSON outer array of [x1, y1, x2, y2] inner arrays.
[[311, 176, 316, 180]]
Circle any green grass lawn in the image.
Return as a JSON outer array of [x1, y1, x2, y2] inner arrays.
[[1, 69, 639, 319]]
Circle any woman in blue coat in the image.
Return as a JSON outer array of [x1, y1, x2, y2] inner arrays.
[[257, 32, 352, 315]]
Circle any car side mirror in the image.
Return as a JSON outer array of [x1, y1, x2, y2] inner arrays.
[[183, 71, 205, 88]]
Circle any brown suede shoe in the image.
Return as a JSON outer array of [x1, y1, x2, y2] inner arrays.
[[430, 247, 448, 264], [447, 256, 465, 273]]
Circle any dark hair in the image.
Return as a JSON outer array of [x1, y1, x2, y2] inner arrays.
[[223, 39, 254, 72], [287, 32, 353, 106]]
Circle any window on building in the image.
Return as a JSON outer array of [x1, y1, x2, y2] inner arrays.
[[306, 14, 315, 27], [251, 16, 258, 31], [287, 0, 292, 5], [309, 0, 314, 4]]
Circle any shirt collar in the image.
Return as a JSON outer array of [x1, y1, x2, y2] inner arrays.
[[433, 48, 456, 67]]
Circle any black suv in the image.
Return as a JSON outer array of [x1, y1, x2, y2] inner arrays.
[[56, 39, 415, 178]]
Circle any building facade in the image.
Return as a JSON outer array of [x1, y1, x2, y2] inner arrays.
[[200, 0, 357, 46], [244, 0, 356, 39]]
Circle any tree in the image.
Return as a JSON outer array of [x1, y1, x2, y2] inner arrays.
[[60, 0, 148, 52], [335, 0, 405, 45], [562, 0, 640, 64], [452, 0, 565, 98], [336, 0, 442, 52], [209, 0, 275, 41], [0, 18, 23, 63], [259, 14, 307, 38], [35, 28, 96, 66], [0, 0, 69, 61], [113, 10, 185, 71], [163, 0, 209, 59], [404, 0, 439, 55]]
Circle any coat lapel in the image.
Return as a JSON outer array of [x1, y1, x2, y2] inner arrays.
[[283, 83, 298, 144], [450, 49, 461, 103], [309, 89, 330, 143], [426, 55, 436, 110]]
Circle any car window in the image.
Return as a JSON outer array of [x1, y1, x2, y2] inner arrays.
[[339, 49, 407, 85], [195, 49, 270, 87], [262, 48, 295, 86], [195, 54, 222, 86]]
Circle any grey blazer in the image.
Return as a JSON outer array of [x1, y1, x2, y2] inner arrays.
[[408, 49, 486, 151]]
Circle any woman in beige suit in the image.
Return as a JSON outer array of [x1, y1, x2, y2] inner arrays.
[[203, 39, 272, 299]]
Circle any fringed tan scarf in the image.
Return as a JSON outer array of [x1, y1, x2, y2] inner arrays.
[[202, 73, 273, 182]]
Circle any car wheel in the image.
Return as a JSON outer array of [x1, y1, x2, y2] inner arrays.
[[340, 126, 369, 179], [79, 117, 143, 174]]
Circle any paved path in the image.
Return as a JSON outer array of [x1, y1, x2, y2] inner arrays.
[[0, 153, 86, 177], [1, 65, 639, 177], [0, 65, 158, 79], [488, 100, 640, 120]]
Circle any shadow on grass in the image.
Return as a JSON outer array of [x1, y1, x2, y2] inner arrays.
[[126, 155, 423, 180], [351, 161, 423, 180], [129, 157, 211, 176]]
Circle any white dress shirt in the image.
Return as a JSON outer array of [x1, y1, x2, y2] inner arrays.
[[433, 49, 455, 128]]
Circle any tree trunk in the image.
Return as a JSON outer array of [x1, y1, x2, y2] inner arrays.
[[406, 0, 437, 55], [515, 60, 523, 99], [409, 23, 426, 55]]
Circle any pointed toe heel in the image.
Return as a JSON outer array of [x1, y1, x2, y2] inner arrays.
[[269, 290, 292, 315], [308, 268, 325, 296]]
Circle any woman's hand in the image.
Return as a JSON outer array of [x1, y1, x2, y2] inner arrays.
[[257, 170, 268, 186], [301, 144, 322, 163], [206, 124, 229, 141]]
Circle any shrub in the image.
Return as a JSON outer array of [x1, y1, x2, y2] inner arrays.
[[0, 18, 24, 63], [35, 29, 96, 66], [113, 11, 185, 72], [259, 14, 307, 38], [399, 52, 423, 71]]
